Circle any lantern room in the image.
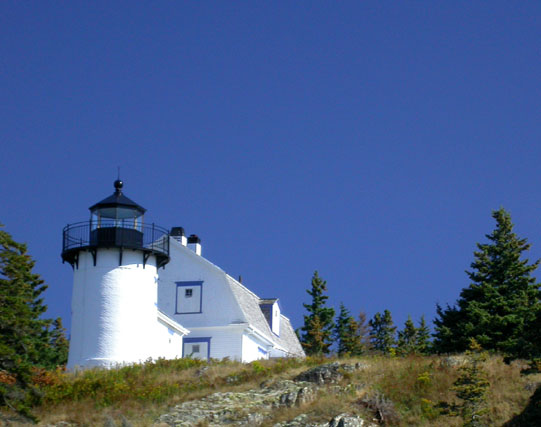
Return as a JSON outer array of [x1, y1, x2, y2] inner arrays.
[[89, 179, 146, 231], [61, 180, 170, 269]]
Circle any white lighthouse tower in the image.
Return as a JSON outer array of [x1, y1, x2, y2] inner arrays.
[[62, 180, 171, 369]]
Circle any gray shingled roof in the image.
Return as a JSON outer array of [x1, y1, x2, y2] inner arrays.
[[226, 275, 305, 357], [275, 315, 305, 357]]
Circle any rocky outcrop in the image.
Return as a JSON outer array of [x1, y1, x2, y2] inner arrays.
[[156, 379, 317, 426], [274, 413, 376, 427], [293, 362, 367, 385], [293, 362, 343, 385], [156, 363, 374, 427], [328, 413, 375, 427]]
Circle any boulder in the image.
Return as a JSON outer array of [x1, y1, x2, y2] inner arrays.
[[294, 363, 343, 385], [328, 413, 376, 427]]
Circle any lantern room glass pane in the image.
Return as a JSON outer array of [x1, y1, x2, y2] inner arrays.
[[90, 211, 143, 231]]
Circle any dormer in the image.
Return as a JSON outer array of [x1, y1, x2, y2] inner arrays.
[[259, 298, 281, 336]]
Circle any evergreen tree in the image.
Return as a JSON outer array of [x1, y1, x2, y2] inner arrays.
[[415, 315, 431, 355], [433, 208, 541, 359], [39, 318, 69, 368], [0, 226, 68, 418], [300, 271, 335, 355], [452, 339, 490, 426], [397, 315, 417, 356], [369, 310, 396, 355], [334, 303, 363, 357]]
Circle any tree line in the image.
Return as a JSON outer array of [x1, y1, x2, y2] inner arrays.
[[299, 271, 432, 357], [299, 208, 541, 362]]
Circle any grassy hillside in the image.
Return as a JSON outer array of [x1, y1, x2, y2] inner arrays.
[[2, 354, 540, 426]]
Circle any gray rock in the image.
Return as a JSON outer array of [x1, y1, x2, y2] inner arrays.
[[156, 363, 371, 426], [247, 412, 266, 425], [279, 390, 299, 407], [294, 363, 343, 385], [341, 363, 367, 373], [328, 413, 375, 427], [157, 379, 316, 426], [296, 386, 316, 405]]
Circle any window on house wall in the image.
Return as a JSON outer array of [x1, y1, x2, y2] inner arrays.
[[183, 338, 211, 360], [175, 282, 203, 314]]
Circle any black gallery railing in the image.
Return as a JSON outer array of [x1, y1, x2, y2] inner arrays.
[[62, 220, 170, 258]]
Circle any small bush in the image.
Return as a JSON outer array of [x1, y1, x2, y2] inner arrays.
[[359, 391, 399, 424], [452, 340, 490, 426]]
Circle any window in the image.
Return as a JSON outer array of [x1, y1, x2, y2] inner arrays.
[[183, 337, 211, 360], [175, 282, 203, 314]]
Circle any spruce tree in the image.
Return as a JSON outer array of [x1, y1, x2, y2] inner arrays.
[[300, 271, 335, 355], [452, 339, 490, 426], [415, 316, 431, 355], [433, 208, 541, 359], [397, 315, 417, 356], [334, 303, 361, 357], [0, 225, 68, 418], [39, 318, 69, 368], [369, 309, 396, 355]]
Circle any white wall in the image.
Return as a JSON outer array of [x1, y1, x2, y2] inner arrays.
[[242, 333, 270, 362], [67, 248, 160, 369], [158, 239, 245, 329], [185, 326, 243, 360], [155, 318, 184, 360]]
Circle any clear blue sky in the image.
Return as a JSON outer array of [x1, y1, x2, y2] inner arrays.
[[1, 2, 540, 336]]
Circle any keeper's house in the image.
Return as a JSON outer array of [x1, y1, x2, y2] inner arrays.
[[159, 228, 304, 362]]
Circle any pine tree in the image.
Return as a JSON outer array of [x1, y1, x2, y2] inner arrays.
[[0, 225, 68, 418], [416, 316, 431, 355], [433, 208, 541, 359], [369, 310, 396, 355], [300, 271, 335, 355], [397, 315, 417, 356]]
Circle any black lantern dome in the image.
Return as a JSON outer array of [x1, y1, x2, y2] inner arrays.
[[62, 180, 170, 269]]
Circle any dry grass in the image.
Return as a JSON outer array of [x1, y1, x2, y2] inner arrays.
[[2, 354, 539, 426]]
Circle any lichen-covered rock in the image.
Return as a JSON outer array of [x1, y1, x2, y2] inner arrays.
[[273, 413, 315, 427], [156, 364, 372, 426], [274, 413, 376, 427], [156, 380, 315, 426], [293, 363, 366, 386], [341, 363, 368, 373], [328, 413, 376, 427], [293, 363, 343, 385]]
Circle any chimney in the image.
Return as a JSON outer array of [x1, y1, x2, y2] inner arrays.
[[187, 234, 202, 256], [170, 227, 187, 246]]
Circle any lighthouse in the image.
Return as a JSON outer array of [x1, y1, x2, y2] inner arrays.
[[62, 180, 173, 369]]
